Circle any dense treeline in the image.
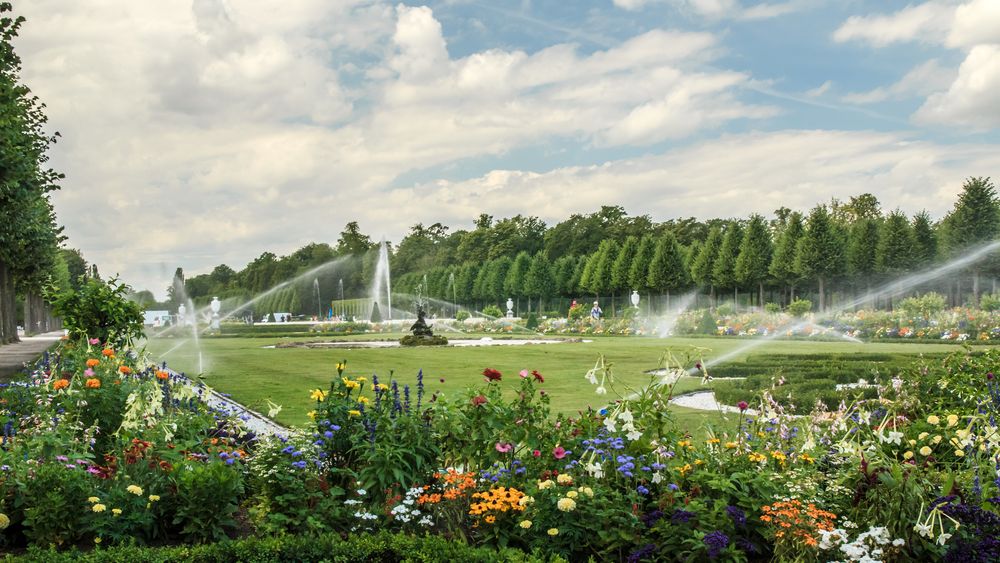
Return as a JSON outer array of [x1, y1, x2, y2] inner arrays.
[[180, 178, 1000, 318], [0, 5, 68, 342]]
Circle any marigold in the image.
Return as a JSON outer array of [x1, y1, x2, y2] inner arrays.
[[556, 473, 573, 485], [148, 495, 160, 502], [53, 379, 70, 391], [547, 528, 559, 536], [348, 410, 361, 417], [557, 497, 577, 512], [155, 371, 170, 380], [111, 508, 122, 516], [86, 359, 100, 368], [118, 365, 131, 374], [101, 349, 114, 357], [92, 504, 107, 513], [520, 519, 532, 529], [0, 513, 8, 530], [127, 485, 143, 496], [88, 496, 100, 503], [85, 378, 101, 389]]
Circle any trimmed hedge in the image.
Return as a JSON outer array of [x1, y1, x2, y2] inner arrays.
[[4, 531, 563, 563]]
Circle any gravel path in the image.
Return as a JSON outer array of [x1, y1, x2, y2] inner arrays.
[[669, 390, 758, 415], [167, 369, 287, 436]]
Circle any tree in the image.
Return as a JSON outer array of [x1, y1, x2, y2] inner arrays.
[[591, 240, 620, 312], [941, 177, 1000, 299], [795, 205, 845, 312], [552, 256, 577, 298], [60, 248, 87, 291], [876, 210, 916, 280], [769, 212, 804, 304], [628, 235, 656, 294], [610, 236, 639, 296], [524, 252, 554, 312], [734, 214, 773, 307], [691, 227, 723, 304], [336, 221, 373, 256], [712, 223, 744, 307], [912, 211, 937, 268], [647, 233, 689, 309], [504, 252, 532, 312], [847, 218, 880, 304]]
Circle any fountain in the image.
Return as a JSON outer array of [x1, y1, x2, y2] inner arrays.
[[399, 305, 448, 346], [369, 238, 392, 322]]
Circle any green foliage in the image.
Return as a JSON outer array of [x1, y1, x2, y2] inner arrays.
[[48, 277, 144, 347], [711, 222, 743, 290], [456, 310, 471, 322], [647, 233, 688, 294], [697, 309, 717, 335], [525, 312, 539, 330], [979, 292, 1000, 312], [912, 210, 937, 266], [795, 205, 845, 282], [610, 236, 638, 292], [897, 292, 946, 319], [942, 176, 1000, 252], [876, 210, 916, 275], [399, 334, 449, 346], [628, 235, 656, 292], [18, 460, 90, 546], [482, 304, 504, 318], [524, 252, 553, 304], [734, 214, 773, 294], [787, 298, 812, 317], [169, 460, 244, 543], [768, 212, 803, 289], [691, 227, 722, 289], [847, 218, 880, 280], [505, 252, 532, 300], [764, 302, 781, 314]]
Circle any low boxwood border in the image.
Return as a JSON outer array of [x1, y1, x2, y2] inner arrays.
[[3, 531, 562, 562]]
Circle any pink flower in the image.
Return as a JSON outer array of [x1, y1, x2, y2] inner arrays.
[[495, 442, 513, 453], [553, 446, 567, 459], [519, 369, 529, 379], [88, 338, 100, 345], [532, 449, 541, 457], [84, 368, 95, 377], [471, 395, 487, 407], [737, 401, 749, 412]]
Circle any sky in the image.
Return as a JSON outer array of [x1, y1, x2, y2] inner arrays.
[[14, 0, 1000, 298]]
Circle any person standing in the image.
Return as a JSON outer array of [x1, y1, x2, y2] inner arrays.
[[590, 301, 603, 320]]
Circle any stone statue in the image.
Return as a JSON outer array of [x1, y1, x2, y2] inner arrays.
[[409, 307, 434, 337]]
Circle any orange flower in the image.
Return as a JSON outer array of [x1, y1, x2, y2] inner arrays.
[[52, 379, 70, 391], [156, 371, 169, 380], [86, 359, 100, 368], [85, 378, 101, 389], [119, 365, 132, 374], [101, 348, 114, 357]]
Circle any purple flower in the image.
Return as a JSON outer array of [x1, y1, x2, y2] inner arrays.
[[669, 483, 679, 491], [637, 485, 649, 495], [627, 544, 657, 563], [726, 506, 747, 527], [704, 531, 729, 559], [671, 510, 696, 524]]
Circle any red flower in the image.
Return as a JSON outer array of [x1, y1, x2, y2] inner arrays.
[[553, 446, 567, 459], [471, 395, 487, 407], [532, 370, 544, 383], [532, 449, 541, 457], [737, 401, 749, 412], [482, 368, 502, 382]]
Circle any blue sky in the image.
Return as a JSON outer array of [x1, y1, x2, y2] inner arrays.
[[13, 0, 1000, 296]]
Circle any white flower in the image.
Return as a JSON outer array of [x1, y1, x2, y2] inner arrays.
[[892, 538, 905, 547], [356, 489, 367, 496], [937, 533, 952, 545], [585, 462, 604, 479], [585, 369, 598, 385], [627, 429, 642, 441], [603, 417, 617, 433], [913, 523, 932, 538], [595, 386, 607, 395], [651, 472, 662, 484], [618, 409, 634, 423]]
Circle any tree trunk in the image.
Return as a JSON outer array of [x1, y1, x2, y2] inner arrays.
[[817, 277, 825, 313], [0, 260, 17, 344], [973, 268, 980, 303], [759, 282, 764, 310], [709, 285, 715, 308]]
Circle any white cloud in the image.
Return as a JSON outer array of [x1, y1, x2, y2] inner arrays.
[[390, 130, 1000, 225], [832, 2, 954, 47], [946, 0, 1000, 48], [15, 1, 776, 296], [613, 0, 802, 20], [842, 59, 956, 104], [915, 45, 1000, 128], [805, 80, 832, 98]]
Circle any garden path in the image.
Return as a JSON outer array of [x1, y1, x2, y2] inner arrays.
[[0, 330, 63, 380], [165, 368, 287, 437]]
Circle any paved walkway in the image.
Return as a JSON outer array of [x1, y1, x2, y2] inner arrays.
[[0, 331, 64, 380]]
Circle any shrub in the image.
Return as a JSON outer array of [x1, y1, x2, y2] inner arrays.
[[17, 460, 91, 546], [980, 292, 1000, 312], [482, 304, 504, 318], [715, 302, 735, 316], [764, 302, 781, 314], [787, 298, 812, 317], [169, 460, 244, 543], [697, 309, 717, 335], [399, 334, 449, 346], [456, 310, 471, 322], [525, 313, 539, 330], [567, 303, 586, 321], [897, 292, 946, 319], [47, 277, 145, 347]]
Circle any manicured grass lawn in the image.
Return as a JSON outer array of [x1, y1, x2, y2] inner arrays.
[[141, 333, 968, 428]]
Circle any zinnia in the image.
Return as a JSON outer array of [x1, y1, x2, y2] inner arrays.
[[156, 371, 169, 380], [118, 365, 132, 374], [85, 378, 101, 389], [557, 497, 577, 512], [737, 401, 749, 412], [53, 379, 69, 391], [85, 359, 100, 368], [532, 370, 544, 383], [101, 349, 114, 357], [471, 395, 487, 407], [552, 446, 567, 459], [482, 368, 502, 382]]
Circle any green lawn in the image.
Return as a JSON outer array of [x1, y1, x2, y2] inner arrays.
[[140, 333, 968, 428]]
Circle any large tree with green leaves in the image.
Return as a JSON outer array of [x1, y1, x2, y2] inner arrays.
[[795, 205, 845, 312], [628, 235, 656, 295], [647, 233, 689, 309], [712, 223, 744, 306], [847, 218, 880, 304], [911, 211, 937, 268], [524, 252, 554, 312], [691, 227, 723, 303], [734, 214, 773, 306], [769, 212, 804, 304], [610, 236, 639, 296]]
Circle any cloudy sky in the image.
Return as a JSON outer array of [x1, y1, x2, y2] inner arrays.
[[15, 0, 1000, 297]]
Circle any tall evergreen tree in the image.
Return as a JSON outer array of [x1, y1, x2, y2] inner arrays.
[[648, 233, 689, 308], [847, 218, 880, 304], [589, 240, 620, 308], [628, 235, 656, 294], [524, 252, 554, 312], [912, 211, 937, 268], [504, 252, 532, 313], [876, 210, 916, 277], [712, 223, 744, 306], [735, 214, 773, 307], [941, 177, 1000, 299], [610, 236, 639, 297], [769, 212, 804, 304], [691, 227, 723, 303], [795, 205, 845, 312]]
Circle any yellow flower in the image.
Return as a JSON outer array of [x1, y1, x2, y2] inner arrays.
[[356, 377, 366, 383], [148, 495, 160, 502], [919, 446, 932, 456], [537, 479, 555, 490], [580, 487, 594, 498], [903, 451, 914, 460], [954, 449, 965, 457], [94, 537, 102, 544], [748, 452, 766, 463], [310, 389, 327, 402], [556, 473, 573, 485], [927, 415, 940, 425], [92, 504, 107, 513], [307, 410, 317, 420], [566, 491, 579, 499], [88, 496, 100, 503], [336, 362, 346, 372], [547, 528, 559, 536], [520, 520, 532, 529], [376, 383, 389, 391], [357, 396, 370, 404], [112, 508, 122, 516], [518, 495, 535, 506], [127, 485, 143, 496], [348, 410, 361, 417], [932, 435, 942, 445], [725, 441, 738, 449], [0, 513, 9, 530], [946, 414, 959, 427], [918, 432, 929, 440]]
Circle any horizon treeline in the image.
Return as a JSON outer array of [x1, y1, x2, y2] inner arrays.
[[169, 177, 1000, 318]]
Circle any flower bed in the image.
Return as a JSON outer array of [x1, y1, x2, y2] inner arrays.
[[2, 338, 999, 561]]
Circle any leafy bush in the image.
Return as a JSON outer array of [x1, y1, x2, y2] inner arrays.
[[456, 310, 471, 322], [525, 312, 539, 330], [482, 304, 504, 318], [567, 303, 586, 321], [715, 302, 735, 316], [169, 460, 245, 543], [764, 302, 781, 314], [980, 292, 1000, 312], [48, 277, 144, 347], [697, 309, 717, 335], [787, 298, 812, 317], [897, 292, 947, 319], [399, 334, 449, 346]]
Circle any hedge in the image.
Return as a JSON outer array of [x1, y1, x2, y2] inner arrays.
[[4, 531, 563, 563]]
